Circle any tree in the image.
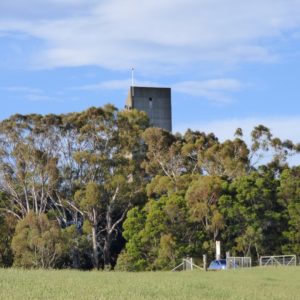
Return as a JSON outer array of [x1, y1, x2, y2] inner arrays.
[[11, 211, 64, 268], [0, 192, 15, 267], [181, 129, 219, 175], [142, 128, 185, 184], [117, 190, 207, 271], [278, 167, 300, 255], [186, 175, 225, 242], [219, 169, 281, 258], [250, 125, 296, 168], [0, 114, 60, 219], [143, 128, 250, 181], [197, 139, 249, 179], [74, 182, 102, 268], [0, 215, 15, 267], [115, 207, 147, 271], [69, 106, 149, 269]]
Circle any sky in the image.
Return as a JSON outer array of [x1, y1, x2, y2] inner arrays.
[[1, 0, 300, 142]]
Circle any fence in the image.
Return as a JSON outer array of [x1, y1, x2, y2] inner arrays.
[[171, 257, 202, 271], [259, 255, 297, 267], [226, 257, 252, 269]]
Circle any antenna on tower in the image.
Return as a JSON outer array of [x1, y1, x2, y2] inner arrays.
[[131, 67, 135, 87]]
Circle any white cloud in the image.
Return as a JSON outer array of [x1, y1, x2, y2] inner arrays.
[[0, 86, 42, 94], [173, 79, 242, 103], [174, 117, 300, 143], [73, 78, 242, 103], [0, 0, 300, 72], [0, 85, 76, 103], [74, 79, 163, 91], [0, 1, 98, 20]]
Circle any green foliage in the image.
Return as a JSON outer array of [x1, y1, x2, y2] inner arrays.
[[75, 182, 102, 211], [219, 170, 281, 258], [118, 192, 208, 271], [1, 104, 300, 271], [11, 212, 64, 268], [186, 176, 224, 223], [278, 167, 300, 255], [0, 192, 15, 267], [0, 214, 15, 267], [58, 224, 93, 269], [282, 203, 300, 255]]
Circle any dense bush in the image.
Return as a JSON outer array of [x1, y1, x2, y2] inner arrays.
[[11, 212, 64, 268]]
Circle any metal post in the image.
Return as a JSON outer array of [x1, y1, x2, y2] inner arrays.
[[203, 255, 207, 272], [226, 251, 230, 269]]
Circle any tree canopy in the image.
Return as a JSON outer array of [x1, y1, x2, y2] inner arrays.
[[0, 104, 300, 270]]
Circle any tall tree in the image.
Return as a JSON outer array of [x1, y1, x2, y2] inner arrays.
[[278, 167, 300, 255], [186, 175, 225, 242], [0, 192, 14, 267], [219, 169, 281, 258], [70, 106, 148, 269], [0, 114, 60, 219]]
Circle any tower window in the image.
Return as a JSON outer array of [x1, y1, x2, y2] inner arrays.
[[149, 97, 153, 109]]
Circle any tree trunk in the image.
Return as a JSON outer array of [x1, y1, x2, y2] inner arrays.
[[92, 225, 99, 269], [103, 234, 112, 269], [72, 248, 80, 269]]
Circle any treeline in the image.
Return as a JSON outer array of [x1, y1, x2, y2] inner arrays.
[[0, 104, 300, 270]]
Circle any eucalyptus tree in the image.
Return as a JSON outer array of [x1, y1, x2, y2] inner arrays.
[[196, 138, 249, 179], [181, 129, 219, 175], [250, 125, 297, 168], [70, 105, 149, 269], [0, 114, 60, 219], [142, 128, 185, 184], [185, 175, 225, 243], [143, 128, 250, 181]]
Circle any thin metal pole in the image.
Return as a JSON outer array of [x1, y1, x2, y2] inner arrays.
[[131, 67, 134, 86]]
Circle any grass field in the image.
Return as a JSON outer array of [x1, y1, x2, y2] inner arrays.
[[0, 267, 299, 300]]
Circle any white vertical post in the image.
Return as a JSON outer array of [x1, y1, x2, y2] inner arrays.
[[216, 241, 221, 260]]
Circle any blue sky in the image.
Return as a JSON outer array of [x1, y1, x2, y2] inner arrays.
[[1, 0, 300, 142]]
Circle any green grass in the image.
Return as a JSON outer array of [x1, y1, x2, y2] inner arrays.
[[0, 267, 299, 300]]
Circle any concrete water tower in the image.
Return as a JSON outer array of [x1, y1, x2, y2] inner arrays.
[[125, 86, 172, 132]]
